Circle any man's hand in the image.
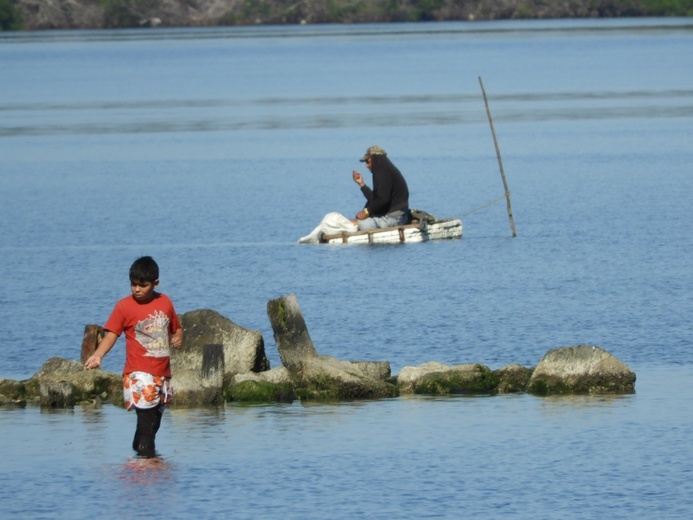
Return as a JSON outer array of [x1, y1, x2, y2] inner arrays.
[[352, 170, 365, 187]]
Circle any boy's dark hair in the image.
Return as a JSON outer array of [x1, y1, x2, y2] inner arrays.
[[129, 256, 159, 284]]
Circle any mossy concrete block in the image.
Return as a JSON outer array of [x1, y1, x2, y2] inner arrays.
[[527, 345, 636, 395], [267, 294, 319, 372]]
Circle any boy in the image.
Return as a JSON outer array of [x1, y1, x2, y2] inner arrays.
[[85, 256, 183, 458]]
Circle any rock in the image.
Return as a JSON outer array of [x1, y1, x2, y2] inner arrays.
[[494, 364, 533, 393], [0, 378, 28, 405], [226, 367, 296, 403], [348, 361, 391, 381], [170, 310, 269, 405], [34, 357, 84, 378], [231, 366, 293, 385], [30, 357, 122, 407], [266, 294, 318, 372], [170, 342, 227, 406], [173, 309, 269, 379], [398, 362, 498, 395], [267, 294, 397, 399], [296, 356, 398, 399], [168, 368, 225, 406], [526, 345, 636, 395]]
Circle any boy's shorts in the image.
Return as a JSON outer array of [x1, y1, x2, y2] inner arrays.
[[123, 371, 173, 411]]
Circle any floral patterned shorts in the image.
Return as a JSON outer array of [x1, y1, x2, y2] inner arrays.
[[123, 372, 173, 411]]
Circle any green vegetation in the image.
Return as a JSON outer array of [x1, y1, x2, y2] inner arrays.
[[644, 0, 693, 15], [0, 0, 22, 30], [225, 380, 297, 402], [412, 365, 500, 395], [101, 0, 158, 28], [214, 0, 693, 25]]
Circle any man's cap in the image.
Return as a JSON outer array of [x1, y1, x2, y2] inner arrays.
[[360, 145, 387, 162]]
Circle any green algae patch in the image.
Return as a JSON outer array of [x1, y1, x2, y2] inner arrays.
[[226, 380, 296, 403], [411, 365, 500, 395], [294, 376, 399, 401], [527, 374, 636, 396]]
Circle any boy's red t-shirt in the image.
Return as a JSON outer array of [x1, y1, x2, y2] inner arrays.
[[104, 292, 182, 378]]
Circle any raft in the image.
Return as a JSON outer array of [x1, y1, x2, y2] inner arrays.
[[320, 218, 463, 245]]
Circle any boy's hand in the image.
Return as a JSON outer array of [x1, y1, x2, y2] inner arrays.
[[171, 329, 183, 349], [84, 355, 102, 370]]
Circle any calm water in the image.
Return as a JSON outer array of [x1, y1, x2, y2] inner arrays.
[[1, 18, 692, 518]]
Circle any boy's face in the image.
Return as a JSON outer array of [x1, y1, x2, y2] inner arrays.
[[130, 280, 158, 303]]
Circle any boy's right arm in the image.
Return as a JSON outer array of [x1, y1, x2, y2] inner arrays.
[[84, 331, 118, 370]]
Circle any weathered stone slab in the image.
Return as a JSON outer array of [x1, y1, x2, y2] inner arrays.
[[527, 345, 635, 395]]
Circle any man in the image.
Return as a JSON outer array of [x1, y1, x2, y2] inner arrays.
[[352, 145, 410, 230]]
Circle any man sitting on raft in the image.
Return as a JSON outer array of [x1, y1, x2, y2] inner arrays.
[[352, 145, 410, 230]]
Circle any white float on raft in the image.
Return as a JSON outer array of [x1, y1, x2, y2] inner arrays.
[[320, 218, 463, 245]]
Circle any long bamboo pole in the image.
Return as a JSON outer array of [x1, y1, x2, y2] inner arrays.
[[478, 76, 517, 237]]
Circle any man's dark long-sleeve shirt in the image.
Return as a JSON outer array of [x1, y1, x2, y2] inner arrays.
[[361, 158, 409, 216]]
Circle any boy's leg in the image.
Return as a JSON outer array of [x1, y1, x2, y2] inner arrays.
[[133, 404, 164, 457]]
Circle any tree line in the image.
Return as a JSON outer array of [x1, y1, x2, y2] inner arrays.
[[2, 0, 692, 31]]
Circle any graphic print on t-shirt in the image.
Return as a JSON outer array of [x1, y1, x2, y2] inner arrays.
[[134, 310, 170, 358]]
